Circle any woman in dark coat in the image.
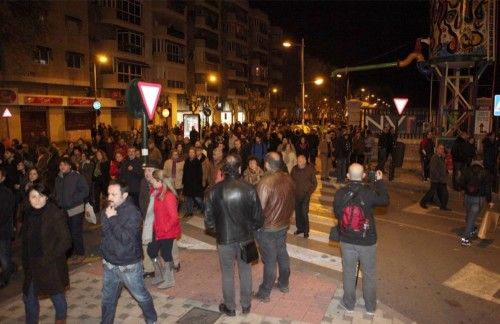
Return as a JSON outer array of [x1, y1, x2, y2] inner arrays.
[[22, 183, 71, 324], [92, 149, 110, 212], [182, 147, 204, 217]]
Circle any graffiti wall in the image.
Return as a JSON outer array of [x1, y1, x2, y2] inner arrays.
[[430, 0, 496, 60]]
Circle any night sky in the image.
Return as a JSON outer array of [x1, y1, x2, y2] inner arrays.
[[249, 1, 439, 109]]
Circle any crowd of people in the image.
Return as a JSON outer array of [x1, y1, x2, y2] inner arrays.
[[0, 120, 498, 322]]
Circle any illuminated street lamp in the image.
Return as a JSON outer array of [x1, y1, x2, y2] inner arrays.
[[361, 88, 366, 92], [314, 77, 324, 85]]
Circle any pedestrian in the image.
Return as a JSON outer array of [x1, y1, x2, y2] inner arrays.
[[101, 180, 157, 324], [254, 152, 295, 302], [163, 150, 184, 197], [420, 144, 451, 211], [419, 132, 434, 181], [139, 160, 160, 279], [182, 147, 204, 217], [92, 150, 110, 212], [376, 125, 393, 172], [147, 139, 163, 167], [109, 151, 123, 180], [335, 130, 350, 184], [243, 156, 265, 185], [204, 154, 264, 317], [54, 157, 89, 264], [333, 163, 389, 315], [295, 136, 310, 162], [363, 130, 376, 167], [22, 183, 71, 324], [0, 167, 16, 289], [319, 133, 333, 180], [250, 134, 267, 165], [119, 147, 144, 207], [146, 170, 181, 289], [458, 156, 493, 246], [282, 141, 297, 173], [291, 154, 317, 238]]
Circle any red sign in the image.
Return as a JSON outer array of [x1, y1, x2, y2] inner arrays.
[[24, 96, 63, 105], [137, 81, 162, 121], [68, 98, 95, 106], [0, 89, 17, 104]]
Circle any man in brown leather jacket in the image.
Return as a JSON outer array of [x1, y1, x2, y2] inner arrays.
[[254, 152, 296, 302]]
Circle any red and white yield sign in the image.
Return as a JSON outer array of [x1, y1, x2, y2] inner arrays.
[[137, 81, 162, 121], [393, 98, 408, 115]]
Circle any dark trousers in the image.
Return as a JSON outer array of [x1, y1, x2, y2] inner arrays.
[[23, 281, 67, 324], [420, 182, 448, 208], [256, 229, 290, 298], [67, 212, 85, 256], [295, 195, 311, 234], [147, 238, 174, 262], [452, 162, 463, 190], [0, 239, 14, 284], [421, 157, 430, 180]]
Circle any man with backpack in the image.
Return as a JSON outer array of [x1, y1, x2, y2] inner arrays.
[[458, 156, 493, 246], [333, 163, 389, 315]]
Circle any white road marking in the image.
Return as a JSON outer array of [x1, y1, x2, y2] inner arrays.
[[186, 216, 344, 273], [177, 234, 216, 250], [443, 263, 500, 304]]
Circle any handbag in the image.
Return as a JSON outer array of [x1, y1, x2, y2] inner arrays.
[[84, 202, 97, 224], [329, 225, 340, 241], [240, 240, 259, 264]]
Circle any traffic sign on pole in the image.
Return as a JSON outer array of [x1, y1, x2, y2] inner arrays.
[[393, 98, 408, 115], [494, 95, 500, 117], [137, 81, 162, 121]]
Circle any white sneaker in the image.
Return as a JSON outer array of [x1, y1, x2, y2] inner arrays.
[[339, 301, 354, 314]]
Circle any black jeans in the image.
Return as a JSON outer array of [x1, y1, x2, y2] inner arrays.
[[68, 213, 85, 256], [420, 182, 448, 208], [147, 238, 174, 262], [295, 195, 311, 234]]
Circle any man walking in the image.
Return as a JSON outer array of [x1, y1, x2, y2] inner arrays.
[[291, 154, 317, 238], [333, 163, 389, 315], [420, 144, 451, 211], [101, 180, 157, 324], [204, 154, 263, 316], [54, 157, 89, 264], [254, 152, 295, 302], [458, 156, 493, 246]]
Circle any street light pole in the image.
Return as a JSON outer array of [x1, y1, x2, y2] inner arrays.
[[301, 38, 305, 127]]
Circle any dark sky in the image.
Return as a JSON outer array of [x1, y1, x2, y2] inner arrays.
[[250, 0, 434, 108]]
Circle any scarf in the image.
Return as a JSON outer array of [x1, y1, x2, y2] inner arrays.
[[171, 158, 177, 178], [94, 161, 102, 177], [25, 204, 48, 258]]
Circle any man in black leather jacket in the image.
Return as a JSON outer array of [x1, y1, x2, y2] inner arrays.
[[204, 154, 263, 317]]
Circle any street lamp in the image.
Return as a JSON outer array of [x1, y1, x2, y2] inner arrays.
[[313, 77, 324, 85], [283, 38, 305, 127]]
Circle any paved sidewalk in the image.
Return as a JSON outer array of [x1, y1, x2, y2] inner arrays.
[[0, 244, 415, 324]]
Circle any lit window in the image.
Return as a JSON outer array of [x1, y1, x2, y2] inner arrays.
[[117, 61, 142, 83]]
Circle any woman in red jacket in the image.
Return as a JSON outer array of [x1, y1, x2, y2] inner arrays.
[[146, 169, 181, 289], [109, 151, 123, 180]]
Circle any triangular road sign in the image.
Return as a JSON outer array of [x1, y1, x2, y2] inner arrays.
[[393, 98, 408, 115], [137, 81, 162, 121], [2, 108, 12, 117]]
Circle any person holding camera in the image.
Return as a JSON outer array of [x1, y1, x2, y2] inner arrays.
[[333, 163, 389, 315]]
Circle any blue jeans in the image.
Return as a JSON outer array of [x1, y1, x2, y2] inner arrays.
[[67, 212, 85, 256], [23, 281, 67, 324], [336, 158, 347, 183], [256, 229, 290, 297], [464, 195, 485, 239], [185, 196, 203, 214], [101, 261, 157, 324], [217, 243, 252, 310], [0, 239, 14, 284], [340, 242, 377, 312], [295, 196, 311, 234]]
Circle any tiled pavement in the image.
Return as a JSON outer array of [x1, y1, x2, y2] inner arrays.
[[0, 246, 415, 324]]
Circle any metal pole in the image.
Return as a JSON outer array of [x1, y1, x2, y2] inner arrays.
[[301, 38, 305, 127], [141, 112, 148, 167], [93, 62, 99, 129]]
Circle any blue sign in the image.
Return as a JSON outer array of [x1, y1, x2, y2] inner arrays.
[[93, 100, 101, 110], [495, 95, 500, 117]]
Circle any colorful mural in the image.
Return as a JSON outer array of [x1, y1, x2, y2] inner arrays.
[[430, 0, 496, 60]]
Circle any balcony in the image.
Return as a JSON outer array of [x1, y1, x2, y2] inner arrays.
[[226, 50, 248, 63], [98, 6, 144, 31], [167, 26, 185, 40], [195, 16, 219, 32], [227, 69, 248, 81]]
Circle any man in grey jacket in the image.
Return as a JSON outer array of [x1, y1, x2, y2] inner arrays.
[[420, 144, 451, 211], [54, 157, 89, 263]]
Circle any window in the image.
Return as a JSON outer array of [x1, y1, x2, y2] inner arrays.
[[167, 43, 185, 64], [116, 0, 141, 25], [117, 61, 142, 83], [33, 46, 52, 64], [167, 80, 185, 89], [66, 52, 84, 68], [117, 30, 144, 55]]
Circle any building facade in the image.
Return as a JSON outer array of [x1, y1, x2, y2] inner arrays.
[[0, 0, 284, 142]]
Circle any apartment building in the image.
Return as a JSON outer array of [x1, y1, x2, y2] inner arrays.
[[0, 0, 284, 142]]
